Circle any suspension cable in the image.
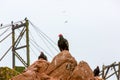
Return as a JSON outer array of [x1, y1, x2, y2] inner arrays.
[[29, 20, 57, 56], [0, 24, 12, 29], [29, 20, 59, 52], [30, 46, 38, 58], [30, 39, 53, 58], [0, 20, 24, 29], [17, 29, 38, 58], [0, 45, 12, 61], [0, 19, 27, 62], [17, 26, 53, 58], [0, 32, 12, 43], [31, 28, 55, 56], [0, 26, 11, 37], [39, 34, 55, 55]]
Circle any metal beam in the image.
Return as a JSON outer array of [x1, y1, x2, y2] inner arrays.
[[25, 19, 30, 67], [14, 45, 27, 50], [11, 19, 30, 68], [118, 62, 120, 80], [113, 66, 119, 80], [12, 24, 15, 69], [14, 51, 28, 67], [106, 71, 118, 79], [101, 62, 120, 80], [14, 27, 26, 47], [12, 23, 26, 30]]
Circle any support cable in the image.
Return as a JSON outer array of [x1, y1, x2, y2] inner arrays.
[[0, 45, 12, 61], [0, 24, 12, 29], [0, 20, 24, 29], [0, 19, 28, 63], [30, 46, 38, 58], [16, 29, 38, 58], [0, 26, 11, 36], [30, 39, 53, 58], [29, 20, 59, 52], [0, 32, 12, 43], [33, 29, 55, 56], [14, 27, 26, 47], [28, 22, 56, 56]]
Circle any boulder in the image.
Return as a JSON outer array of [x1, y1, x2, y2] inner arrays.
[[25, 59, 50, 73], [46, 50, 77, 80], [10, 59, 50, 80], [11, 72, 56, 80], [10, 50, 98, 80], [68, 61, 94, 80]]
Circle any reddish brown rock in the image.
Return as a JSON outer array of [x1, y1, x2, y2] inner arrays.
[[10, 59, 50, 80], [68, 61, 94, 80], [25, 59, 50, 73], [45, 50, 77, 80], [94, 76, 104, 80], [10, 51, 98, 80]]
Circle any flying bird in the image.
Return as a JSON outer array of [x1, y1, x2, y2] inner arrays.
[[58, 34, 69, 51], [38, 52, 47, 61], [93, 66, 100, 76]]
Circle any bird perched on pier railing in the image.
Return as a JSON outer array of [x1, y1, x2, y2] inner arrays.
[[58, 34, 69, 52]]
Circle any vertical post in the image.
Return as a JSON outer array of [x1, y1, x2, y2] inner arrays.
[[102, 65, 105, 80], [118, 62, 120, 80], [12, 23, 15, 69], [25, 19, 30, 67]]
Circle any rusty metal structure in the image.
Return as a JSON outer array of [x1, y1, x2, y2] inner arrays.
[[101, 62, 120, 80], [11, 19, 30, 68]]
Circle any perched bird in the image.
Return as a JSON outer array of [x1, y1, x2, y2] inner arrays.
[[58, 34, 69, 51], [38, 52, 47, 61], [94, 66, 100, 76]]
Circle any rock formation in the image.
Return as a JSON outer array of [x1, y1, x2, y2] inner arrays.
[[10, 50, 102, 80]]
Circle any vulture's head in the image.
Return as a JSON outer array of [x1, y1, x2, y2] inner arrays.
[[58, 34, 63, 38]]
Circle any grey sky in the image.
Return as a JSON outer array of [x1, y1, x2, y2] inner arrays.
[[0, 0, 120, 79]]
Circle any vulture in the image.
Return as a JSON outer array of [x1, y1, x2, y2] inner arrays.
[[93, 66, 100, 76], [58, 34, 69, 51], [38, 52, 47, 61]]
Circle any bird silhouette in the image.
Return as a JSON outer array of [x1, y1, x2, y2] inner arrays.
[[93, 66, 100, 76], [58, 34, 69, 51], [38, 52, 47, 61]]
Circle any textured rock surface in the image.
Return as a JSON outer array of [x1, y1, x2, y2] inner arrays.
[[10, 59, 50, 80], [68, 61, 94, 80], [45, 50, 77, 80], [10, 50, 102, 80]]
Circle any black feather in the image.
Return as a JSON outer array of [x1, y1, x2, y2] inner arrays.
[[58, 35, 69, 51]]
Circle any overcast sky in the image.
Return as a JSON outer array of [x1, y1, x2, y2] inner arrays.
[[0, 0, 120, 79]]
